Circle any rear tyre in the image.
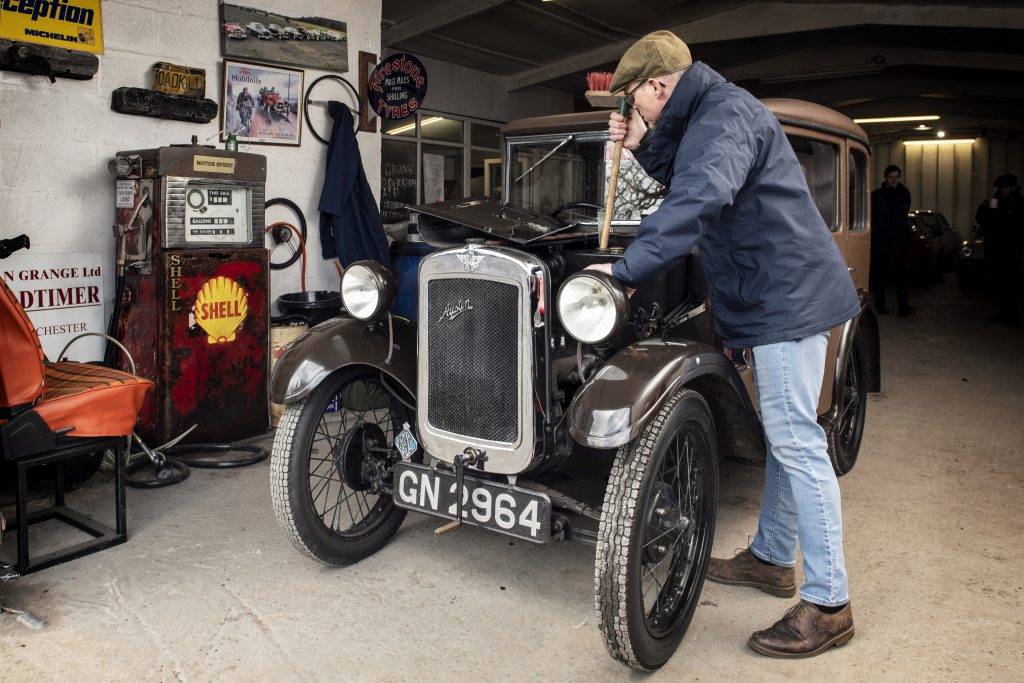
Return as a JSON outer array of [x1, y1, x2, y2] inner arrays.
[[270, 367, 413, 566], [595, 389, 718, 671], [822, 336, 867, 476]]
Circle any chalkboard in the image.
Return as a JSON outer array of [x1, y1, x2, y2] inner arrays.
[[381, 141, 417, 224]]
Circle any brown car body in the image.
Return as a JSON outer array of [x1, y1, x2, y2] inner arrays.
[[268, 97, 881, 672]]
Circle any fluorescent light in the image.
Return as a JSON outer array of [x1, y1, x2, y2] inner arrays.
[[384, 115, 443, 136], [853, 115, 941, 124], [903, 138, 975, 146], [914, 124, 931, 130]]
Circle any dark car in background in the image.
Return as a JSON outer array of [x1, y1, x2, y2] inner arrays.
[[906, 209, 960, 279], [957, 229, 986, 288], [912, 210, 960, 271]]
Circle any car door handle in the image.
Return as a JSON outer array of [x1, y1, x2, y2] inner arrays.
[[848, 267, 856, 273]]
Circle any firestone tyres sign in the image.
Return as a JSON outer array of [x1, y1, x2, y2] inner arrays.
[[368, 53, 427, 120], [2, 253, 106, 362], [0, 0, 104, 54]]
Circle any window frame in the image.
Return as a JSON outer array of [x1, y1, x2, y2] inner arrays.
[[380, 110, 503, 223]]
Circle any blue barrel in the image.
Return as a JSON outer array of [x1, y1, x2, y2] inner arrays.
[[390, 240, 435, 320]]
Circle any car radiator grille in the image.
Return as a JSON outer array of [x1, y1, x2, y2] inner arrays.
[[426, 278, 520, 443]]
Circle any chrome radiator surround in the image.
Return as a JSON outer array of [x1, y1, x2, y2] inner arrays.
[[417, 244, 544, 475]]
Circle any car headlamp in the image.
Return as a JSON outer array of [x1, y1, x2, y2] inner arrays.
[[341, 261, 396, 321], [556, 271, 629, 344]]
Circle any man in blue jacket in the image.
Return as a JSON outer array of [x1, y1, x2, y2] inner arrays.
[[593, 31, 860, 658]]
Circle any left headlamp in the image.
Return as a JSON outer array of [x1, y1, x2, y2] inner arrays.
[[341, 261, 396, 321]]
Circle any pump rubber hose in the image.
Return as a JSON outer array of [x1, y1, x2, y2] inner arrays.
[[103, 273, 125, 367], [163, 442, 268, 469]]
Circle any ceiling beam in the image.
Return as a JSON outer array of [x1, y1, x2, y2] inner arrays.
[[504, 2, 751, 92], [505, 1, 1024, 91], [512, 0, 631, 43], [724, 46, 1024, 82], [383, 0, 511, 46], [768, 76, 1024, 109]]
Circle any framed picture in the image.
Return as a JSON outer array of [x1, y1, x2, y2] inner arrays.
[[220, 2, 347, 72], [222, 60, 303, 146]]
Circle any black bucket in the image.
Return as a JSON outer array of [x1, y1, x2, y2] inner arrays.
[[277, 291, 344, 327]]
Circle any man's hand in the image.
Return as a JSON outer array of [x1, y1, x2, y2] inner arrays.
[[608, 109, 646, 151], [585, 263, 636, 297]]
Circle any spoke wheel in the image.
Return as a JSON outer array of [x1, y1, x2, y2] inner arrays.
[[270, 367, 415, 565], [822, 335, 867, 476], [595, 389, 718, 671]]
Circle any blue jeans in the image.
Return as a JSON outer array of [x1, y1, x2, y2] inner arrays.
[[749, 332, 849, 607]]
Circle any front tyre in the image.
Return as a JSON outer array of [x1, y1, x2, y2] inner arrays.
[[270, 367, 413, 566], [595, 389, 719, 671]]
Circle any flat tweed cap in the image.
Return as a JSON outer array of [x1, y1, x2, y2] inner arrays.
[[610, 30, 693, 94]]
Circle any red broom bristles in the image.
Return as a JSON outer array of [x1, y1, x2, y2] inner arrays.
[[586, 71, 613, 91]]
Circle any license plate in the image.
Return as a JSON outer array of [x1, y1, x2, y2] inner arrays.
[[393, 461, 551, 543]]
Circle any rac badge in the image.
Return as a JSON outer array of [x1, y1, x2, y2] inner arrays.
[[395, 422, 418, 460], [194, 275, 249, 344]]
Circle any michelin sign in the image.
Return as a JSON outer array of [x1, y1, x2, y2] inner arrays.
[[0, 0, 103, 54]]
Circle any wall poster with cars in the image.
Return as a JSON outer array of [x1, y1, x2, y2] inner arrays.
[[222, 60, 303, 146], [219, 2, 348, 72]]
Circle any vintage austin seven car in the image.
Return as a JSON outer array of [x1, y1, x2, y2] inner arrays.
[[269, 99, 880, 670]]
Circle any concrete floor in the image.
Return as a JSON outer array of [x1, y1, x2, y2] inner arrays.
[[2, 276, 1023, 681]]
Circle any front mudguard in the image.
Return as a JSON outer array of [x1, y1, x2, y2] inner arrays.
[[270, 316, 416, 404], [568, 339, 764, 458]]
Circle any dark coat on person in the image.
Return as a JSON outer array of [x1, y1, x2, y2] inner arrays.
[[976, 187, 1024, 266], [318, 102, 391, 268], [870, 182, 912, 254], [611, 62, 860, 348]]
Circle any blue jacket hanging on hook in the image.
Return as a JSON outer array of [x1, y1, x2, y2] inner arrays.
[[318, 102, 391, 268]]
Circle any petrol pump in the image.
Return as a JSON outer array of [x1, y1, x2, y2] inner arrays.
[[108, 141, 269, 444]]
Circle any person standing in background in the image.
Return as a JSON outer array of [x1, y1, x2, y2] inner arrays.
[[870, 165, 915, 316], [976, 174, 1023, 327]]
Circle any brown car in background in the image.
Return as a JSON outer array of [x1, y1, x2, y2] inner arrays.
[[267, 99, 881, 671]]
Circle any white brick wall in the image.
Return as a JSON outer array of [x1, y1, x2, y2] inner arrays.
[[0, 0, 383, 314]]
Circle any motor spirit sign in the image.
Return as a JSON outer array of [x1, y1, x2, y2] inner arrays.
[[1, 252, 105, 361], [368, 53, 427, 120]]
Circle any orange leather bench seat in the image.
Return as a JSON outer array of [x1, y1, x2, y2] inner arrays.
[[34, 362, 154, 438]]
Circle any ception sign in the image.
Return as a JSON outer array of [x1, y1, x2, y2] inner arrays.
[[368, 53, 427, 120], [0, 0, 104, 54]]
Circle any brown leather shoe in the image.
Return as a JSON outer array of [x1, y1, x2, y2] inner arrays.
[[706, 548, 796, 597], [748, 601, 854, 658]]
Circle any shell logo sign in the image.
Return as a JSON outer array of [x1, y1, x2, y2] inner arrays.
[[193, 276, 248, 344]]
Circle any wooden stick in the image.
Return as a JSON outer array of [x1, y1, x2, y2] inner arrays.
[[599, 99, 631, 252]]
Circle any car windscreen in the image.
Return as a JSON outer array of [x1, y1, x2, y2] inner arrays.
[[507, 137, 666, 226], [916, 213, 941, 234]]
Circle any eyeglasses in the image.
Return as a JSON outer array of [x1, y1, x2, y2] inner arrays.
[[623, 80, 649, 110]]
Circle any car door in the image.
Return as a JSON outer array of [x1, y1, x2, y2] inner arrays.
[[845, 142, 871, 292]]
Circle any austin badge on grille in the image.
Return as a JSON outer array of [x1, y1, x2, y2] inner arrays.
[[457, 249, 483, 271]]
